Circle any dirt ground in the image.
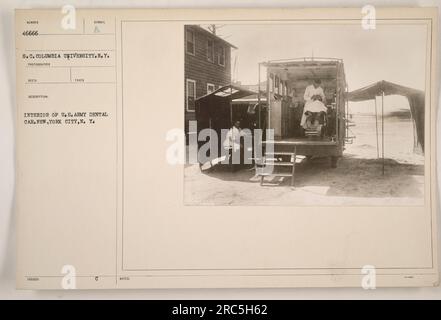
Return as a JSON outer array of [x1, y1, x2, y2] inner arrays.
[[184, 115, 425, 206]]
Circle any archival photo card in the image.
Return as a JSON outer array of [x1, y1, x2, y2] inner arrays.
[[15, 7, 438, 289]]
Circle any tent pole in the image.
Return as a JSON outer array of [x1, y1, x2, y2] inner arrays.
[[345, 99, 348, 141], [258, 63, 261, 128], [230, 86, 233, 126], [267, 70, 270, 132], [382, 92, 385, 175], [256, 63, 261, 169], [374, 97, 379, 158]]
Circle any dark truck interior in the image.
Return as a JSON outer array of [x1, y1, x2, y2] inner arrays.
[[263, 60, 343, 141]]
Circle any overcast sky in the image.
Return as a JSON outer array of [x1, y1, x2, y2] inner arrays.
[[208, 22, 428, 113], [217, 23, 427, 90]]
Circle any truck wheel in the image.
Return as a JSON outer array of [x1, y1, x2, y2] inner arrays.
[[330, 156, 339, 168]]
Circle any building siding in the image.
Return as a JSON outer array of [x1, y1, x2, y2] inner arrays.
[[185, 25, 233, 130]]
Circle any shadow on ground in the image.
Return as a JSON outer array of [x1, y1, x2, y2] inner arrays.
[[199, 155, 424, 198]]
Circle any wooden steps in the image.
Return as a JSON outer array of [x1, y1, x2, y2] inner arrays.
[[256, 147, 298, 186]]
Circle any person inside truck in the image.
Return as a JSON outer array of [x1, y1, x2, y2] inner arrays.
[[301, 79, 328, 129]]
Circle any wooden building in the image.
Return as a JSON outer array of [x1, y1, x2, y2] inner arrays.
[[184, 25, 236, 137]]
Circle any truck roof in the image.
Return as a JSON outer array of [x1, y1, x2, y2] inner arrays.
[[262, 58, 345, 82], [262, 57, 343, 67]]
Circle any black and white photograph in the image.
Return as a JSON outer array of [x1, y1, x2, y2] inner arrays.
[[7, 5, 439, 293], [184, 22, 427, 206]]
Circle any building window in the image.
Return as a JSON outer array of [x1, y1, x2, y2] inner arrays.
[[186, 79, 196, 112], [207, 39, 214, 62], [186, 30, 195, 55], [207, 83, 216, 94], [218, 46, 225, 66]]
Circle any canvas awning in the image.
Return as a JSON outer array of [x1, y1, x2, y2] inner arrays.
[[196, 84, 256, 103], [348, 80, 423, 100], [347, 80, 424, 151], [347, 80, 425, 174]]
